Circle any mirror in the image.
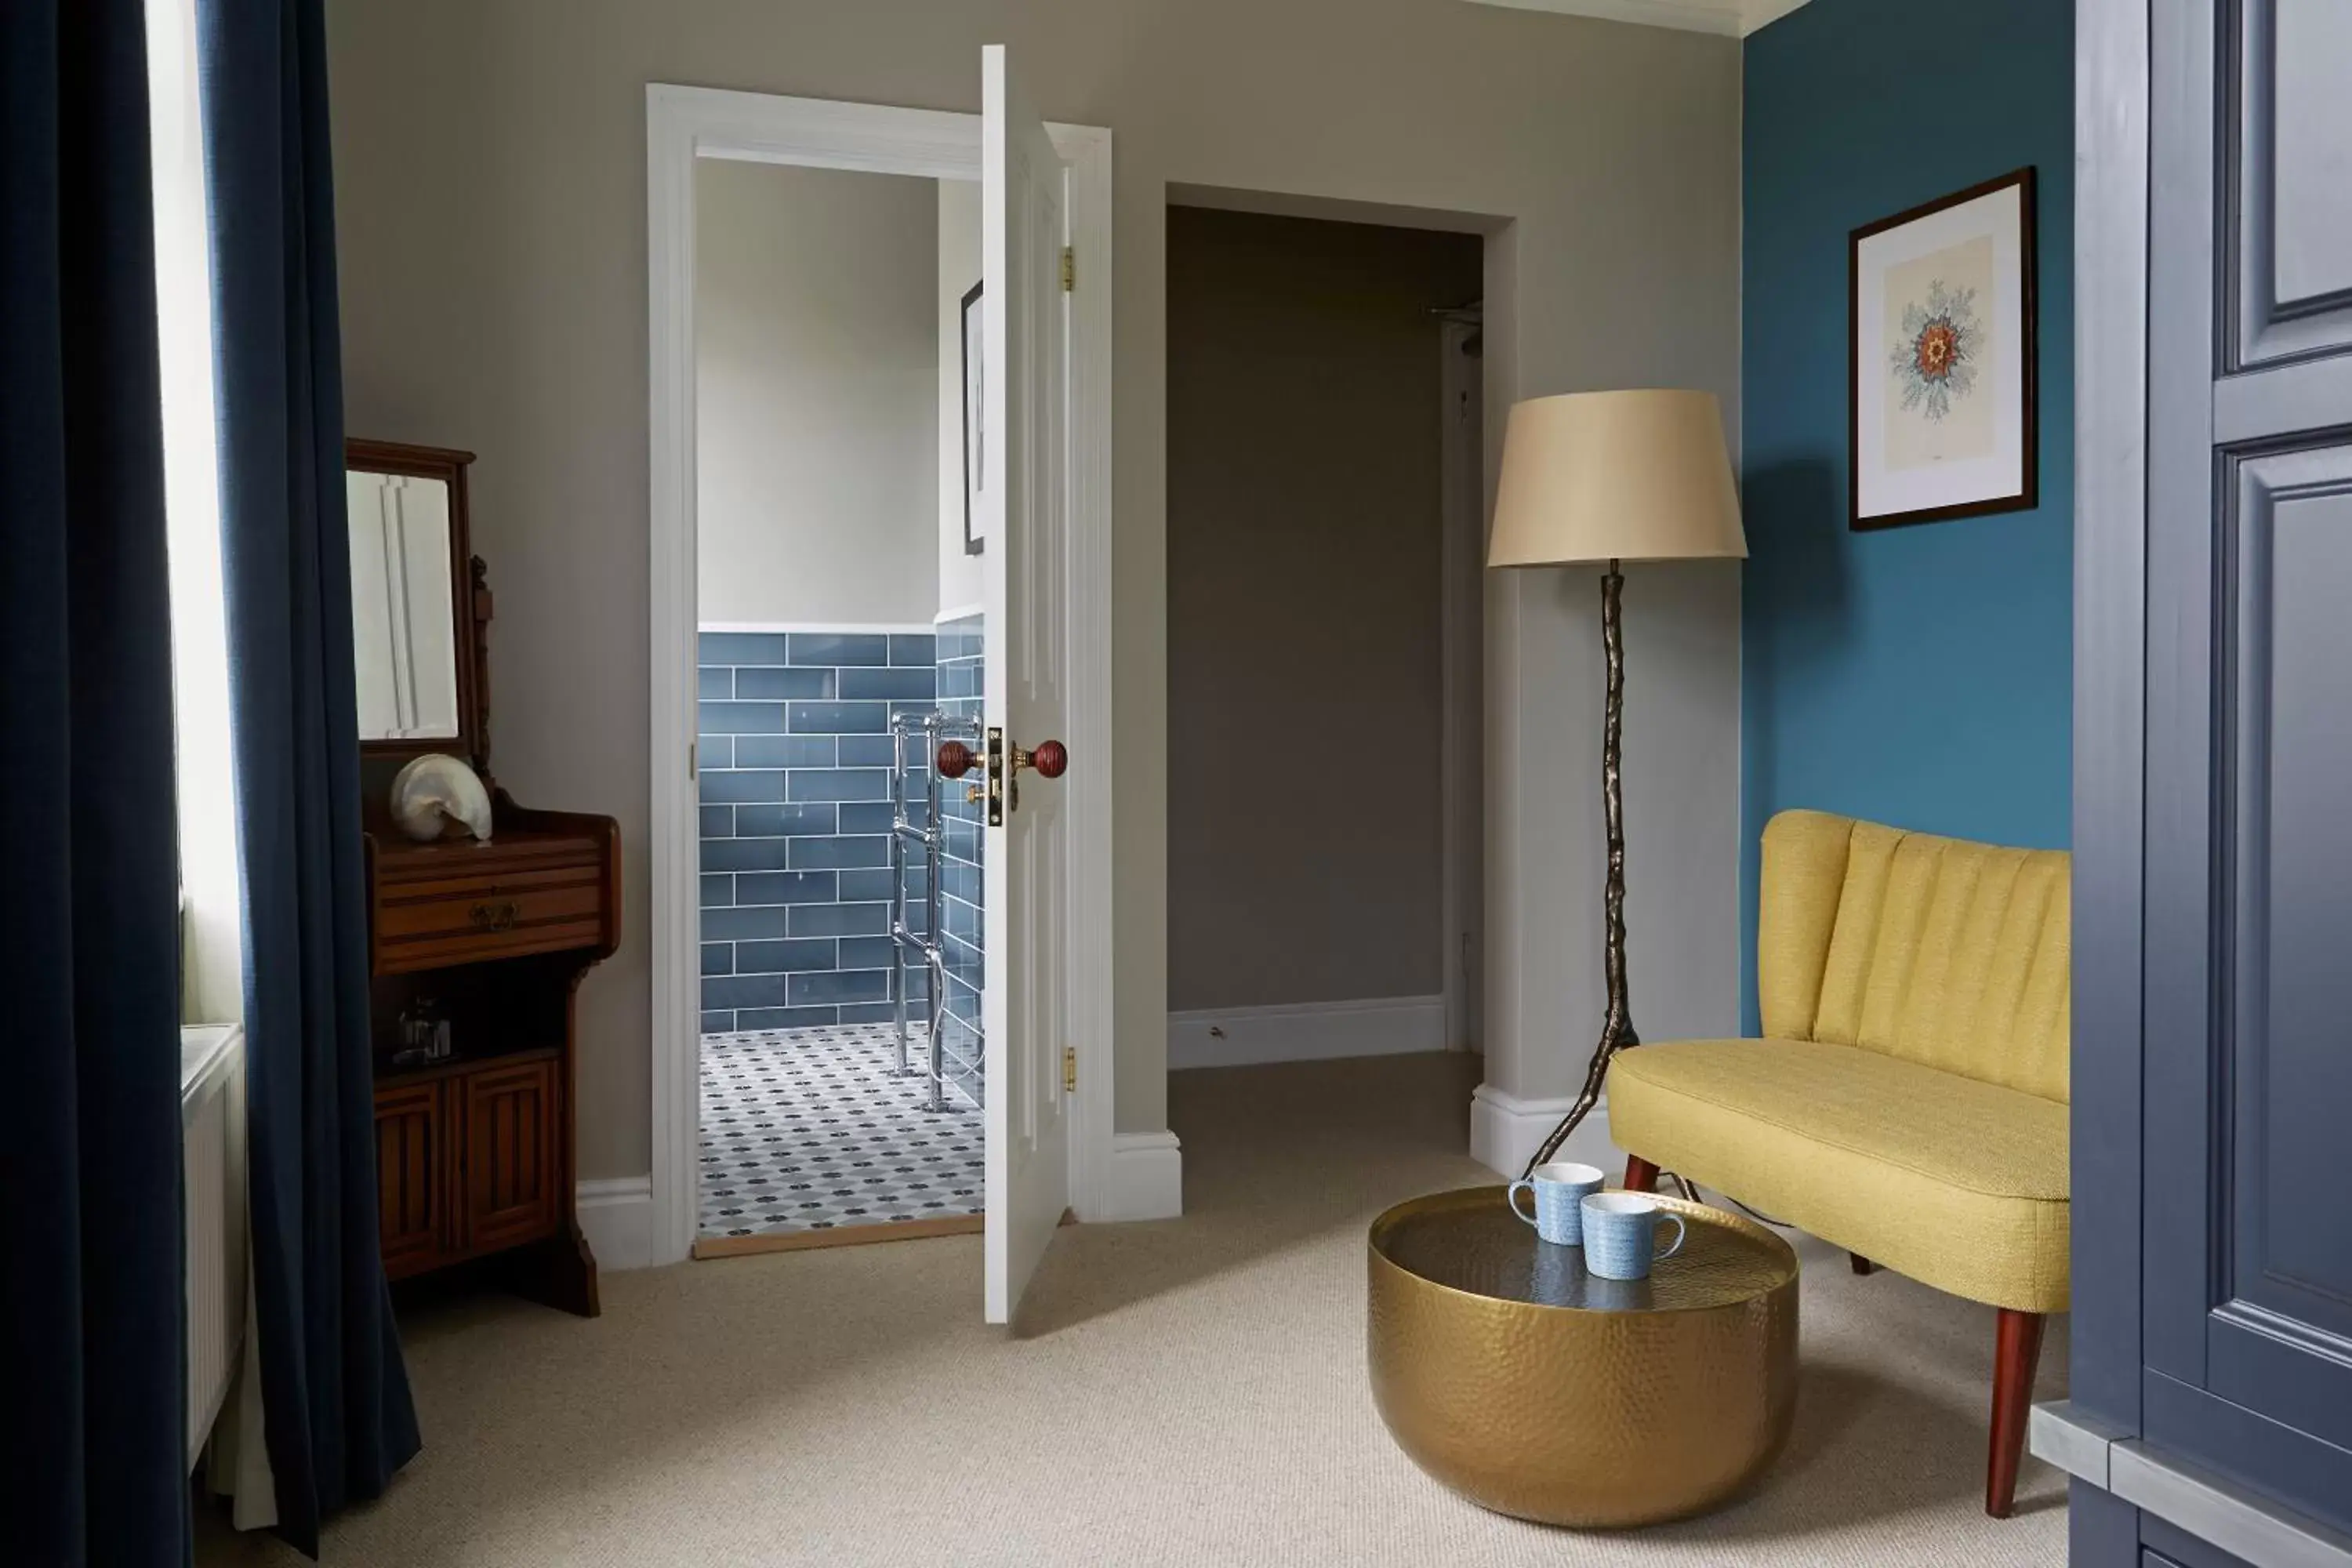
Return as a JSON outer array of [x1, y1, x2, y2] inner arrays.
[[348, 469, 459, 739], [345, 441, 481, 761]]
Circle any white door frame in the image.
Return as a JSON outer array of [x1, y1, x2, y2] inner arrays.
[[644, 83, 1116, 1269]]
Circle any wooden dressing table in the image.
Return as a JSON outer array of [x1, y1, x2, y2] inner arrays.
[[349, 439, 615, 1316]]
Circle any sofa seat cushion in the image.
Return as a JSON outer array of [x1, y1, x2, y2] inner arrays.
[[1606, 1038, 2070, 1314]]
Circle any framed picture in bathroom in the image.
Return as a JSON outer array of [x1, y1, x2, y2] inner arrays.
[[1849, 166, 2038, 531], [961, 279, 985, 555]]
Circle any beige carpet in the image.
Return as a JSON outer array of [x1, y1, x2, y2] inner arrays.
[[198, 1052, 2067, 1566]]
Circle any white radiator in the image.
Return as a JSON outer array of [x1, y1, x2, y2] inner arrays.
[[181, 1023, 246, 1472]]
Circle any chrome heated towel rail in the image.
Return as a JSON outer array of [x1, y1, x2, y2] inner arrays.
[[888, 710, 982, 1112]]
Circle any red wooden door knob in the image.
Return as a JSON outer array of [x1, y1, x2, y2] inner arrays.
[[937, 737, 1066, 780]]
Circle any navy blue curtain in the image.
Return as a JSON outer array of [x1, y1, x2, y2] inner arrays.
[[199, 0, 419, 1552], [0, 2, 191, 1564]]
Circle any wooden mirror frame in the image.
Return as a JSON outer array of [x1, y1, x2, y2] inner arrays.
[[346, 438, 491, 775]]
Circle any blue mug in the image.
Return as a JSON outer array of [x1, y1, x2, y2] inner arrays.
[[1507, 1161, 1606, 1247], [1581, 1191, 1688, 1280]]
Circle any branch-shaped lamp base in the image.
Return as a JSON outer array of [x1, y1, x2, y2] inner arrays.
[[1521, 561, 1637, 1180]]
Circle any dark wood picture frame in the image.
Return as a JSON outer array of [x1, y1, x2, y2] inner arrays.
[[1848, 166, 2038, 532], [960, 279, 985, 556], [345, 437, 488, 770]]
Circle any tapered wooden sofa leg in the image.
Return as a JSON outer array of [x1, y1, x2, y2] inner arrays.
[[1987, 1308, 2045, 1518], [1850, 1253, 1877, 1276], [1623, 1156, 1659, 1192]]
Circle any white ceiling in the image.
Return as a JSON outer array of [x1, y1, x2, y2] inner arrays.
[[1461, 0, 1812, 39]]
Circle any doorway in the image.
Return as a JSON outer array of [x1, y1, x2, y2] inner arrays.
[[1163, 204, 1487, 1075], [688, 158, 981, 1255], [644, 85, 1119, 1300]]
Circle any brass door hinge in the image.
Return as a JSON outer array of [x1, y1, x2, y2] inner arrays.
[[1061, 245, 1076, 292], [1062, 1045, 1077, 1093]]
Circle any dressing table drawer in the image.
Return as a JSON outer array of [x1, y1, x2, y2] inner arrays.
[[368, 834, 614, 974]]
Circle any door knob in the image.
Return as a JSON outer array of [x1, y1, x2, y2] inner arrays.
[[935, 740, 986, 804], [1006, 738, 1065, 815], [1013, 739, 1067, 779], [937, 734, 1065, 821], [938, 737, 1066, 779]]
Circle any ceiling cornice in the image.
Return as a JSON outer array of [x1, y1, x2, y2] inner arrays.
[[1461, 0, 1813, 39]]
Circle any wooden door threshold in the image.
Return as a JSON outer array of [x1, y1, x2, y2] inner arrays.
[[693, 1213, 983, 1259]]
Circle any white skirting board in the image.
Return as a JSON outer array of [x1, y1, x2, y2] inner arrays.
[[1468, 1082, 1624, 1180], [1167, 994, 1446, 1071], [1099, 1130, 1184, 1221], [577, 1175, 656, 1271]]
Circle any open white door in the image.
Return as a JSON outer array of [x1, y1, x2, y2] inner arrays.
[[979, 44, 1073, 1325]]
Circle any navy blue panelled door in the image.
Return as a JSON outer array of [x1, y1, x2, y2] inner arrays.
[[2067, 2, 2352, 1564], [2140, 0, 2352, 1525]]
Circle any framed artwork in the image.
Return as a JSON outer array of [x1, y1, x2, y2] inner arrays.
[[960, 279, 985, 555], [1849, 167, 2037, 531]]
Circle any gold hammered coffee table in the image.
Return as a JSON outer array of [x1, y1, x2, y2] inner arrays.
[[1367, 1187, 1798, 1527]]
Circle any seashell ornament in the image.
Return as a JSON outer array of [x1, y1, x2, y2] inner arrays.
[[390, 753, 494, 843]]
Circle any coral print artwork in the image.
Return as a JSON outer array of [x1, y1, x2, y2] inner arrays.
[[1882, 234, 1996, 470], [1849, 167, 2035, 530]]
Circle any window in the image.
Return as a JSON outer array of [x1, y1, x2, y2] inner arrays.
[[146, 0, 241, 1024]]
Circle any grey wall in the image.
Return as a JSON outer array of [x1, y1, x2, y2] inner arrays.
[[324, 0, 1743, 1181], [1166, 207, 1478, 1012], [695, 161, 939, 625]]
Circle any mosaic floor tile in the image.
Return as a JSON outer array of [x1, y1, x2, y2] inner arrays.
[[697, 1022, 984, 1241]]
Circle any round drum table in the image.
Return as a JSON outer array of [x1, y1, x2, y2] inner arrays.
[[1367, 1186, 1798, 1528]]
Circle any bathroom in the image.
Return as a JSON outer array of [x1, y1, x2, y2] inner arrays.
[[691, 158, 987, 1250]]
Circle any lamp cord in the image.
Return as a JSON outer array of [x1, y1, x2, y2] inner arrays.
[[1662, 1173, 1791, 1230]]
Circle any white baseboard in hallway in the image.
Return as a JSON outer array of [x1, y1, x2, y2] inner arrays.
[[577, 1176, 655, 1272], [1167, 994, 1446, 1071], [1468, 1083, 1622, 1180], [1100, 1130, 1184, 1221]]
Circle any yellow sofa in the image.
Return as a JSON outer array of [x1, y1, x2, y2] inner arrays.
[[1605, 808, 2069, 1517]]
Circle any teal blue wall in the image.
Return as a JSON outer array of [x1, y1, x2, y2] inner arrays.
[[1740, 0, 2074, 1029]]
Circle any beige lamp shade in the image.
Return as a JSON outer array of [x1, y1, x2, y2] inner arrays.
[[1487, 389, 1746, 568]]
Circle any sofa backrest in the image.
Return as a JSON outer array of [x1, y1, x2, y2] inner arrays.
[[1757, 809, 2071, 1103]]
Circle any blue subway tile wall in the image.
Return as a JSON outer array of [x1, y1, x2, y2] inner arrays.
[[935, 612, 985, 1102], [699, 628, 936, 1031]]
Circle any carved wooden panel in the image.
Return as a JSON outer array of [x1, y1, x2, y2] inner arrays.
[[374, 1080, 446, 1280], [459, 1055, 560, 1257], [2230, 1, 2352, 368]]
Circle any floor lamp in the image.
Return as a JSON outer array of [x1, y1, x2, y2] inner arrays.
[[1486, 389, 1747, 1178]]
